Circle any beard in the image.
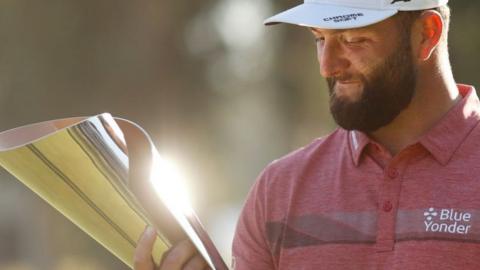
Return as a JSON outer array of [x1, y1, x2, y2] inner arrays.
[[327, 39, 417, 133]]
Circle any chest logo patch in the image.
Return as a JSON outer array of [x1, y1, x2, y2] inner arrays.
[[424, 207, 472, 235]]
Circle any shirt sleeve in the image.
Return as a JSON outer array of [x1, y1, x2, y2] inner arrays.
[[232, 168, 275, 270]]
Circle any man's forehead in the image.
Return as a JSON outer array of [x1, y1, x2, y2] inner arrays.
[[309, 26, 367, 35], [310, 27, 345, 34]]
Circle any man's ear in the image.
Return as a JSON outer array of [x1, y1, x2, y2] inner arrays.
[[417, 10, 444, 61]]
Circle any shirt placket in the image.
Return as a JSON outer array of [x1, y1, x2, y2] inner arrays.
[[375, 160, 404, 252]]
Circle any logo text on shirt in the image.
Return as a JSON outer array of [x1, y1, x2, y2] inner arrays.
[[424, 207, 472, 235]]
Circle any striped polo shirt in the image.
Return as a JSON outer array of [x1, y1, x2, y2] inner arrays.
[[233, 84, 480, 269]]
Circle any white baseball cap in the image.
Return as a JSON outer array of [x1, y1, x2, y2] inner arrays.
[[264, 0, 449, 29]]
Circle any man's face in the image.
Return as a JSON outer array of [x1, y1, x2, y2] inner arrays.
[[311, 16, 417, 133]]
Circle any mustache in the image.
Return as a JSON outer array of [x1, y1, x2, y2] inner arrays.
[[327, 75, 358, 83]]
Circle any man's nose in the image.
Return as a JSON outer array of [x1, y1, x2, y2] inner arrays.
[[317, 40, 350, 78]]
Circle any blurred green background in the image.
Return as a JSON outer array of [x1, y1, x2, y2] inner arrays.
[[0, 1, 478, 269]]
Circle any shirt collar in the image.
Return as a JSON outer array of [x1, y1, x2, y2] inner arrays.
[[419, 84, 480, 165], [348, 84, 480, 166], [349, 130, 371, 166]]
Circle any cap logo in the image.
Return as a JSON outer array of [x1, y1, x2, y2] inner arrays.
[[391, 0, 412, 4], [323, 13, 364, 23]]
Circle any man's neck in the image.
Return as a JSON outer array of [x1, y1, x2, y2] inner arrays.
[[368, 61, 459, 156]]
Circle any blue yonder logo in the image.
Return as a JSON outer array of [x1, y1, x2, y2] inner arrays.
[[424, 207, 473, 235]]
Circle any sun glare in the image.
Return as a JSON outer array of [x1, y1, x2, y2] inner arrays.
[[149, 152, 194, 216], [149, 152, 215, 269]]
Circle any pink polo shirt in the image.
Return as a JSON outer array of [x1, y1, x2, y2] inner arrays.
[[232, 84, 480, 270]]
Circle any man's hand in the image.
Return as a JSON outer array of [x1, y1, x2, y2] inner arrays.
[[134, 226, 210, 270]]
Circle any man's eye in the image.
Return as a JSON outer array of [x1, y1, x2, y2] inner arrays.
[[343, 37, 366, 44]]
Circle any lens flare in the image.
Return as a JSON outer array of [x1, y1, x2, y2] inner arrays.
[[149, 152, 194, 216], [148, 152, 215, 269]]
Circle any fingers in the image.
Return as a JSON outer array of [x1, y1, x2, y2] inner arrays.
[[159, 239, 203, 270], [182, 254, 209, 270], [134, 226, 157, 270], [133, 227, 208, 270]]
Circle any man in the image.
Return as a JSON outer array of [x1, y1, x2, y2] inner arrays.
[[135, 0, 480, 269]]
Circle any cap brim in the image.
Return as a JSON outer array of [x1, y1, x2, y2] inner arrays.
[[264, 3, 398, 29]]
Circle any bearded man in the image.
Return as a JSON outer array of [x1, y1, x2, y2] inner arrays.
[[135, 0, 480, 269]]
